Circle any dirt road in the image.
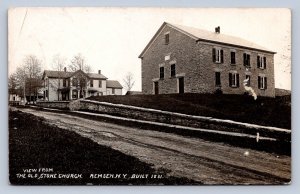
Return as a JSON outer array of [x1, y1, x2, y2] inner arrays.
[[19, 108, 291, 184]]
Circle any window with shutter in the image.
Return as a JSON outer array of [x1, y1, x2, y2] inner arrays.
[[159, 67, 164, 79], [215, 72, 221, 86], [245, 75, 251, 86], [258, 76, 267, 89], [229, 73, 239, 87], [171, 64, 176, 77], [213, 48, 223, 63], [231, 52, 236, 64], [244, 53, 251, 67], [165, 33, 169, 45], [257, 56, 266, 69], [212, 48, 216, 62]]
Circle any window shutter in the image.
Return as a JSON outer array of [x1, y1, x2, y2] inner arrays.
[[243, 53, 246, 66], [264, 57, 267, 69], [212, 48, 216, 62], [229, 73, 232, 87], [258, 76, 261, 89], [257, 56, 260, 68], [247, 54, 251, 66], [221, 50, 224, 63], [264, 77, 267, 89], [237, 74, 239, 87]]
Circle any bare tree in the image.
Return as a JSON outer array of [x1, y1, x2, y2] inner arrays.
[[123, 72, 135, 92], [8, 73, 18, 94], [51, 54, 67, 100], [69, 53, 92, 73], [15, 65, 27, 103], [23, 55, 43, 102]]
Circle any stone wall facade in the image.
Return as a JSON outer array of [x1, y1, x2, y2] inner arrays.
[[140, 25, 275, 97]]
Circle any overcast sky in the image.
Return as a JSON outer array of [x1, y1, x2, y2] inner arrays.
[[8, 8, 291, 91]]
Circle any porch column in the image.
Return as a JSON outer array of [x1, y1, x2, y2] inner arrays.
[[69, 78, 73, 101]]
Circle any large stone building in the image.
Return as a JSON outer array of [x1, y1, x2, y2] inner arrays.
[[42, 69, 122, 101], [139, 22, 276, 97]]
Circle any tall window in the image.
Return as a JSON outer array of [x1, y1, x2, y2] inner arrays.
[[160, 67, 164, 79], [231, 51, 236, 64], [258, 76, 267, 89], [90, 79, 94, 87], [164, 33, 169, 45], [112, 88, 115, 94], [212, 48, 224, 63], [99, 80, 102, 88], [171, 64, 176, 77], [257, 56, 267, 69], [245, 75, 251, 86], [229, 73, 239, 87], [63, 79, 67, 87], [215, 72, 221, 86], [243, 53, 251, 67], [72, 78, 78, 86]]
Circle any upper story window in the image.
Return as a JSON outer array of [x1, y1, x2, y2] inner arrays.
[[99, 80, 102, 88], [72, 78, 78, 86], [90, 79, 94, 87], [231, 51, 236, 64], [63, 79, 67, 87], [258, 76, 267, 90], [257, 56, 267, 69], [112, 88, 115, 94], [164, 32, 170, 45], [243, 53, 251, 67], [171, 64, 176, 77], [159, 67, 164, 79], [229, 72, 239, 88], [212, 48, 224, 63]]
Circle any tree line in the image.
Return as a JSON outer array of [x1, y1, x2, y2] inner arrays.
[[9, 53, 92, 103], [9, 53, 136, 102]]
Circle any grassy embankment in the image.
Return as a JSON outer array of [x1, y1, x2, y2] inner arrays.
[[88, 93, 291, 129]]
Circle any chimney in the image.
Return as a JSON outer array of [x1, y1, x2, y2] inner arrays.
[[98, 70, 101, 74], [64, 67, 67, 72], [215, 26, 220, 34]]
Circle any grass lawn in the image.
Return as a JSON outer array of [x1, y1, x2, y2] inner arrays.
[[87, 93, 291, 129], [9, 110, 197, 185]]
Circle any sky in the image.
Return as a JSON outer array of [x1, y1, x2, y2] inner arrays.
[[8, 7, 291, 91]]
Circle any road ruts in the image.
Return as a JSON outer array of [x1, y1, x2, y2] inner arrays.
[[18, 108, 291, 184]]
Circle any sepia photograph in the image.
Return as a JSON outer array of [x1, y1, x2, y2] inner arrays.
[[8, 7, 291, 185]]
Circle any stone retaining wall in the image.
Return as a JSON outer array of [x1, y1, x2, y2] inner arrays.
[[35, 99, 290, 141], [36, 101, 70, 109]]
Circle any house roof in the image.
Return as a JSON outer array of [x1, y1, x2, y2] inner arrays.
[[138, 22, 276, 58], [106, 80, 123, 89], [43, 70, 73, 79], [87, 73, 107, 79], [43, 70, 107, 80]]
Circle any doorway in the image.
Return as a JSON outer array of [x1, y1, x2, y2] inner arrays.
[[154, 82, 159, 95], [178, 77, 184, 94]]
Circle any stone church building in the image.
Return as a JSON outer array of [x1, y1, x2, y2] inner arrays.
[[138, 22, 276, 97]]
